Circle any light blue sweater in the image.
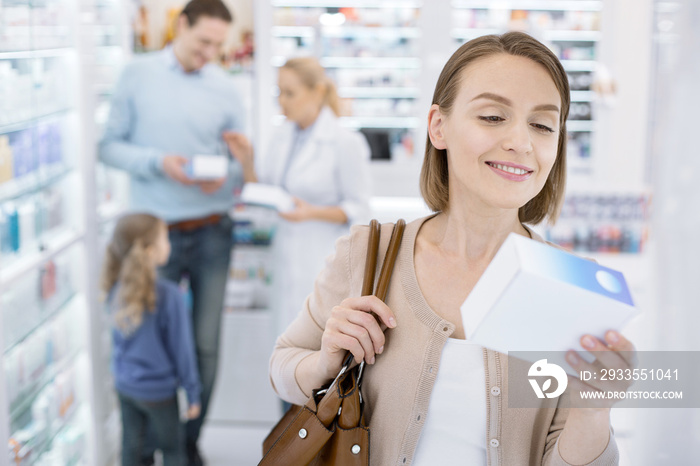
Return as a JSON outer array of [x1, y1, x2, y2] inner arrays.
[[99, 47, 245, 222]]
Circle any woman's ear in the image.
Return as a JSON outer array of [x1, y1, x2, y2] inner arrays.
[[428, 104, 447, 150]]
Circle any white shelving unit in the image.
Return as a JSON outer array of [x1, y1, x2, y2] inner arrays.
[[0, 1, 98, 464]]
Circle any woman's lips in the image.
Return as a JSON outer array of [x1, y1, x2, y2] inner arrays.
[[485, 161, 534, 181]]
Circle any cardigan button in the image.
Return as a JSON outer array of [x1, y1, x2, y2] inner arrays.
[[490, 438, 500, 448], [491, 386, 501, 396]]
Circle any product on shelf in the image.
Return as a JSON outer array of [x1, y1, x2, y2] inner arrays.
[[545, 194, 650, 254]]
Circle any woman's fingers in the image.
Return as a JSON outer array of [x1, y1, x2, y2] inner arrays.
[[340, 296, 397, 330]]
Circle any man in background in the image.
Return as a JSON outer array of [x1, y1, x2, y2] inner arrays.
[[99, 1, 253, 464]]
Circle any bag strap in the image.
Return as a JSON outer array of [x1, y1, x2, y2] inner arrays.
[[341, 218, 406, 370]]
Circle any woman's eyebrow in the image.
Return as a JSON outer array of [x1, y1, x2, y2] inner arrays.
[[470, 92, 560, 113]]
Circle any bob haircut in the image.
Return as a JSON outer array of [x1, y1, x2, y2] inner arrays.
[[419, 31, 570, 225]]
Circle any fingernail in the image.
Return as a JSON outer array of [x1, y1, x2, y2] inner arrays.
[[370, 356, 375, 365], [567, 352, 578, 365], [389, 318, 397, 328], [378, 346, 384, 354], [606, 331, 619, 344], [582, 336, 596, 349]]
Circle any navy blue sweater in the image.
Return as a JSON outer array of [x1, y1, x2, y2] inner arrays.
[[110, 278, 201, 405]]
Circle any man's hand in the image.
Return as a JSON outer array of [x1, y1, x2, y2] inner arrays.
[[162, 155, 195, 185], [197, 177, 227, 194]]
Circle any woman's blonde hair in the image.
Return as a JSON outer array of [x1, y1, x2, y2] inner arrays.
[[282, 57, 341, 116], [420, 31, 570, 225], [100, 213, 165, 335]]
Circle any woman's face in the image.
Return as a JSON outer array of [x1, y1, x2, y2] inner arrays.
[[277, 68, 324, 126], [429, 53, 561, 215]]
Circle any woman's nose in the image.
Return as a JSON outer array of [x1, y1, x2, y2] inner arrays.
[[502, 123, 533, 155]]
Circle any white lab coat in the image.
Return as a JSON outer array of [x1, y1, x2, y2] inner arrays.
[[259, 107, 371, 333]]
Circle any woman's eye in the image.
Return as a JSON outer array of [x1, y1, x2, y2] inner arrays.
[[531, 123, 555, 133], [478, 116, 504, 123]]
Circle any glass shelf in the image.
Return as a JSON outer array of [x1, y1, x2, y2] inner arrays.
[[0, 48, 74, 60], [272, 0, 423, 7], [9, 347, 82, 424], [0, 163, 72, 203], [29, 403, 83, 466], [0, 107, 74, 135], [0, 228, 84, 289], [271, 114, 420, 128], [4, 291, 77, 355], [271, 56, 421, 69], [338, 87, 420, 99], [452, 29, 600, 42], [451, 0, 602, 11]]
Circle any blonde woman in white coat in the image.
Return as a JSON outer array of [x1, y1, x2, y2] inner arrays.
[[225, 57, 371, 333]]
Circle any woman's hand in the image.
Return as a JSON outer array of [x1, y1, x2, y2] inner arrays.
[[317, 296, 397, 380], [565, 330, 637, 409], [222, 131, 253, 167], [279, 197, 315, 222]]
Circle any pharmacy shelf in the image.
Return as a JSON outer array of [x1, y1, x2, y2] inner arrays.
[[0, 48, 74, 60], [271, 114, 420, 129], [452, 28, 600, 42], [272, 26, 421, 39], [451, 0, 602, 11], [30, 402, 84, 466], [340, 116, 421, 129], [571, 90, 595, 102], [338, 87, 421, 99], [0, 107, 75, 135], [4, 291, 77, 355], [272, 0, 422, 7], [0, 163, 72, 203], [0, 228, 84, 289], [9, 346, 82, 424], [271, 56, 421, 69], [97, 199, 127, 224], [567, 120, 595, 132], [561, 59, 596, 71]]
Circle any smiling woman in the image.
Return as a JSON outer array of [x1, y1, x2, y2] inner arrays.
[[270, 31, 631, 466]]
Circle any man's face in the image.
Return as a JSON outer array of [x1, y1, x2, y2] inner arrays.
[[176, 15, 230, 71]]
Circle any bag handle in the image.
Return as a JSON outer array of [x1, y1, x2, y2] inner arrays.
[[341, 218, 406, 370]]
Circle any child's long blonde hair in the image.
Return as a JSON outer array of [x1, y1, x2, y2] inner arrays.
[[101, 213, 165, 334]]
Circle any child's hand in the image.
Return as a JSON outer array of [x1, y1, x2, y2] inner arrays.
[[187, 403, 201, 420]]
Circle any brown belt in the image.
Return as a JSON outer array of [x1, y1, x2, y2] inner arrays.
[[168, 214, 224, 232]]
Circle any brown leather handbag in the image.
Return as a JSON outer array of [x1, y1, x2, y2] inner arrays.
[[259, 219, 406, 466]]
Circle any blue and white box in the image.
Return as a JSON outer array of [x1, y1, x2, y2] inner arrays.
[[461, 233, 639, 364]]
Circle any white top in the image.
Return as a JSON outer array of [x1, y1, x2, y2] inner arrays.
[[413, 338, 487, 465]]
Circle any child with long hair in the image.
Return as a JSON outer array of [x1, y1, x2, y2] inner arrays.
[[102, 213, 201, 466]]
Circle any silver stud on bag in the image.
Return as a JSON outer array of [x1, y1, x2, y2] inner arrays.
[[352, 445, 361, 455], [298, 429, 307, 439]]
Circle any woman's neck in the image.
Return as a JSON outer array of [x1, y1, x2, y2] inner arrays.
[[426, 208, 529, 264]]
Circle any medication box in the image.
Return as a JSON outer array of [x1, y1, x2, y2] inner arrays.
[[185, 154, 228, 180], [241, 183, 295, 212], [461, 233, 638, 362]]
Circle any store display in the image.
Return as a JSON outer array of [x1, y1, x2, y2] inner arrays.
[[269, 3, 423, 161], [545, 194, 650, 254]]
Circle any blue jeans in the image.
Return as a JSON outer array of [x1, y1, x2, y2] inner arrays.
[[159, 214, 233, 446], [119, 393, 184, 466]]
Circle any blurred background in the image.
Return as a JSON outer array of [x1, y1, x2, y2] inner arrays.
[[0, 0, 698, 464]]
